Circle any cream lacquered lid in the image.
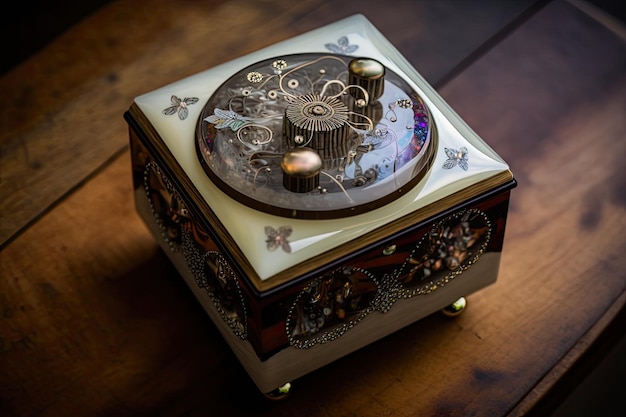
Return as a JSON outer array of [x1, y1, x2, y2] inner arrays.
[[133, 14, 513, 284]]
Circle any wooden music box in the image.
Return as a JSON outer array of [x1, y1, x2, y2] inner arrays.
[[124, 14, 516, 398]]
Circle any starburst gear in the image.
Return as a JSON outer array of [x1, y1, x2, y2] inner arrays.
[[284, 94, 349, 149]]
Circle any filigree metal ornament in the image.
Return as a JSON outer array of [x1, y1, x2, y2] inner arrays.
[[395, 209, 491, 297], [286, 267, 378, 349], [144, 161, 247, 339], [163, 95, 199, 120], [182, 229, 248, 339], [143, 160, 190, 251], [286, 209, 491, 348]]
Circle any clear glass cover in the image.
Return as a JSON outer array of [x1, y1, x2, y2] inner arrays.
[[196, 53, 435, 219]]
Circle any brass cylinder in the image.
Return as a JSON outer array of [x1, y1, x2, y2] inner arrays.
[[281, 148, 322, 193], [348, 58, 385, 101]]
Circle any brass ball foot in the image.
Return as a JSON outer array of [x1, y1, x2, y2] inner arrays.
[[264, 382, 292, 400], [441, 296, 467, 317]]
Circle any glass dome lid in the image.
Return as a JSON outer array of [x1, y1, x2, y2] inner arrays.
[[196, 53, 436, 219]]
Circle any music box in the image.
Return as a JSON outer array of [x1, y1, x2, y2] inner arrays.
[[124, 14, 516, 398]]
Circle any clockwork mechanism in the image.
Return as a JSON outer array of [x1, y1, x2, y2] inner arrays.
[[196, 53, 436, 219]]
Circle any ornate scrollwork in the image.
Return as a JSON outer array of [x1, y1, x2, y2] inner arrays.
[[286, 267, 378, 349], [144, 160, 247, 339], [182, 229, 248, 340], [286, 209, 492, 348], [143, 160, 190, 251]]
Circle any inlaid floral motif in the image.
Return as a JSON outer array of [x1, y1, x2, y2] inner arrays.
[[442, 146, 469, 171], [265, 226, 292, 253], [325, 36, 358, 54], [162, 95, 199, 120]]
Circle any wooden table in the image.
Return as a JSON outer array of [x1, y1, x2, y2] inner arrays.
[[1, 1, 624, 416]]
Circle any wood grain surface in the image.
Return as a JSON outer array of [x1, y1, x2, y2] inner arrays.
[[0, 0, 538, 248], [1, 1, 624, 416]]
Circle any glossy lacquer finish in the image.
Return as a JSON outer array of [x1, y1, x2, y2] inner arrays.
[[125, 15, 516, 393]]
